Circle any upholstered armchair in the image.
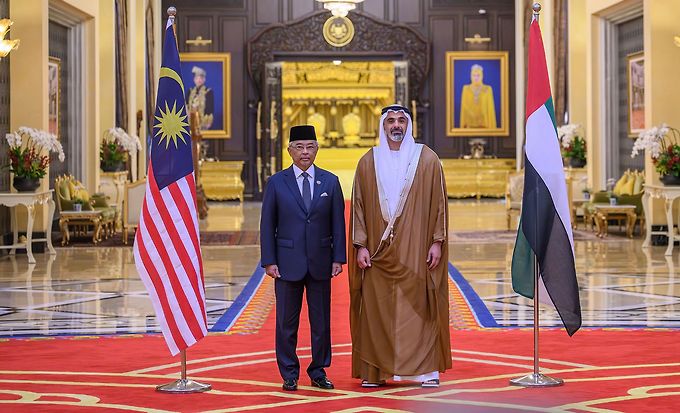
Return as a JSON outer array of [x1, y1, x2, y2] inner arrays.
[[616, 192, 645, 235], [123, 179, 146, 244], [505, 170, 524, 229]]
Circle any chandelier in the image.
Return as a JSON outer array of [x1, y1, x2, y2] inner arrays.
[[316, 0, 364, 17], [0, 19, 20, 59]]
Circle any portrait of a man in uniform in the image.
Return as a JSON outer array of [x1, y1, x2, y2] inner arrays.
[[179, 53, 230, 137], [186, 65, 215, 130]]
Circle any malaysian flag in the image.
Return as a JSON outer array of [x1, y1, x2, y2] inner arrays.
[[133, 16, 207, 355]]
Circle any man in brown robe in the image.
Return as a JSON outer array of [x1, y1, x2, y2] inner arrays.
[[349, 104, 451, 388]]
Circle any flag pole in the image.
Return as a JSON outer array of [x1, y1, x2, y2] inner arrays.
[[153, 9, 212, 393], [156, 349, 212, 393], [510, 2, 564, 388]]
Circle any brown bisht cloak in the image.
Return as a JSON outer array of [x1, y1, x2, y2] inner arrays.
[[348, 145, 452, 382]]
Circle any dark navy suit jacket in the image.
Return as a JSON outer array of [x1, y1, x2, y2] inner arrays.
[[260, 165, 346, 281]]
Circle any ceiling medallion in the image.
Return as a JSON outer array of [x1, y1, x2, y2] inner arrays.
[[323, 15, 354, 48]]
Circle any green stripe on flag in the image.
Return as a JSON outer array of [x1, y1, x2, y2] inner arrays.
[[544, 97, 557, 132], [511, 219, 535, 299]]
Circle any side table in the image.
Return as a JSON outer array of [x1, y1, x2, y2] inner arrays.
[[571, 197, 588, 229], [0, 190, 56, 263], [642, 184, 680, 255], [59, 210, 104, 245], [593, 204, 637, 238]]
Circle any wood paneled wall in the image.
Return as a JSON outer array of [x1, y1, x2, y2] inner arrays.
[[161, 0, 516, 197]]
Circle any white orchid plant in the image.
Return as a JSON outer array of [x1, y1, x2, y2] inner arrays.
[[100, 127, 141, 170], [631, 124, 669, 159], [557, 123, 586, 162], [557, 124, 581, 147], [5, 127, 65, 179], [631, 123, 680, 177], [102, 127, 142, 153]]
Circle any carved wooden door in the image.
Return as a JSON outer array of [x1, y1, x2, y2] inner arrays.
[[394, 61, 409, 106], [260, 62, 283, 186]]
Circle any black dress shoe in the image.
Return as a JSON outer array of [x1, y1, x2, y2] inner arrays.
[[282, 378, 298, 391], [311, 375, 334, 389]]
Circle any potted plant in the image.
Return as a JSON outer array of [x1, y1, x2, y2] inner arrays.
[[100, 127, 141, 172], [605, 178, 617, 205], [72, 197, 83, 212], [582, 187, 591, 201], [631, 123, 680, 185], [5, 127, 65, 192], [558, 123, 586, 168]]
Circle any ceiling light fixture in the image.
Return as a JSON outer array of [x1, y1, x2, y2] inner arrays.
[[316, 0, 364, 17]]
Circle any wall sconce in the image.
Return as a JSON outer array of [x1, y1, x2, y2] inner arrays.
[[0, 19, 20, 58], [316, 0, 364, 17]]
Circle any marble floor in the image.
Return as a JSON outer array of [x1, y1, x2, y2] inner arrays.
[[0, 199, 678, 337]]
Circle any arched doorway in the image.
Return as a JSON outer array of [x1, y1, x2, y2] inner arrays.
[[248, 11, 429, 193]]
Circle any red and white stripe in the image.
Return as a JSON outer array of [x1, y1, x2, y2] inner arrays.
[[133, 163, 207, 356]]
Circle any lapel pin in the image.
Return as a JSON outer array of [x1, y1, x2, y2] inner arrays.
[[316, 180, 321, 185]]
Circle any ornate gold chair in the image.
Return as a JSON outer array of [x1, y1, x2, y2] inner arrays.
[[505, 170, 524, 229], [342, 107, 361, 146], [122, 178, 146, 245], [308, 109, 326, 146], [55, 175, 116, 245]]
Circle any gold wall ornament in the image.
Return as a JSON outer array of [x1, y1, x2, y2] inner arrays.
[[464, 33, 491, 44], [675, 35, 680, 47], [323, 16, 354, 48], [0, 18, 19, 58], [185, 35, 212, 47]]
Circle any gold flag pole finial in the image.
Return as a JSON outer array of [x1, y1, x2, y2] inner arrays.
[[532, 3, 541, 21], [167, 7, 178, 46]]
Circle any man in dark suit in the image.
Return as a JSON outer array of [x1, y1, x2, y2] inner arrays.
[[260, 125, 346, 391]]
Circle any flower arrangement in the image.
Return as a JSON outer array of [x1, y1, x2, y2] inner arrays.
[[557, 123, 586, 166], [631, 123, 680, 178], [5, 127, 65, 179], [100, 127, 141, 171]]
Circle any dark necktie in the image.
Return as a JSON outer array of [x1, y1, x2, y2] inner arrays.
[[301, 171, 311, 210]]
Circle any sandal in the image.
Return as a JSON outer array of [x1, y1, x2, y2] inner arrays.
[[421, 379, 440, 388], [361, 380, 385, 388]]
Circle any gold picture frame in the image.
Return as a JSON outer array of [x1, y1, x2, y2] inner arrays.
[[446, 51, 509, 137], [179, 52, 231, 139], [48, 56, 61, 138], [627, 51, 644, 137]]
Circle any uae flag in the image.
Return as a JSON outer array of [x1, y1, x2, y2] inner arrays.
[[511, 17, 582, 336]]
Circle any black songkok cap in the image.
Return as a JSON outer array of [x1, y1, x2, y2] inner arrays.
[[381, 104, 412, 118], [289, 125, 317, 142]]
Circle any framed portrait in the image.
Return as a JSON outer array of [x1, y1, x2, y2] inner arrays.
[[48, 57, 61, 138], [446, 51, 509, 137], [179, 52, 231, 139], [627, 51, 644, 136]]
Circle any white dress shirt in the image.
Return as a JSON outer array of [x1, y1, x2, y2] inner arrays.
[[292, 164, 315, 199]]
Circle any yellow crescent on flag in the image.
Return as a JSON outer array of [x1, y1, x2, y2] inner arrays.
[[159, 67, 185, 97]]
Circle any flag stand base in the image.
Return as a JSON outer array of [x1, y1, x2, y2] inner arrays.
[[156, 379, 212, 393], [509, 373, 564, 387]]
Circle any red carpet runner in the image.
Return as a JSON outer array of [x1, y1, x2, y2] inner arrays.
[[2, 264, 680, 412], [1, 202, 679, 411]]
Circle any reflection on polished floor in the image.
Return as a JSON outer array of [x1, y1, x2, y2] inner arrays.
[[0, 199, 678, 338]]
